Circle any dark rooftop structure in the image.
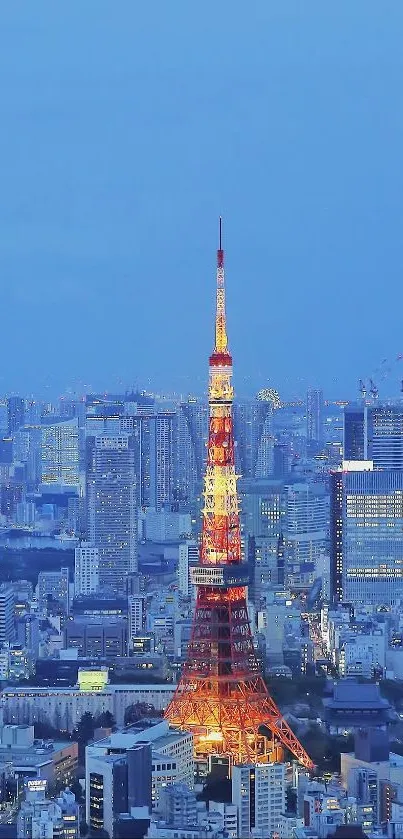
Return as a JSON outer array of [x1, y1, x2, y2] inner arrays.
[[323, 680, 391, 733], [333, 827, 368, 839]]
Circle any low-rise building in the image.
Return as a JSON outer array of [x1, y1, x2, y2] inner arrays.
[[17, 783, 79, 839], [323, 680, 391, 734], [0, 724, 77, 787], [2, 683, 175, 731]]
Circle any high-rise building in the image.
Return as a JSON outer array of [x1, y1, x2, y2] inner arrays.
[[13, 425, 42, 489], [0, 585, 15, 647], [330, 460, 403, 605], [150, 412, 174, 510], [87, 434, 138, 592], [179, 400, 209, 487], [343, 404, 365, 461], [172, 404, 199, 503], [367, 404, 403, 469], [86, 725, 189, 832], [7, 396, 25, 436], [128, 594, 145, 646], [285, 482, 328, 588], [233, 401, 273, 479], [178, 540, 199, 597], [41, 417, 80, 487], [0, 400, 8, 435], [134, 413, 174, 509], [344, 403, 403, 469], [232, 762, 286, 839], [74, 543, 99, 596], [240, 478, 286, 539], [306, 388, 323, 445], [240, 477, 287, 598]]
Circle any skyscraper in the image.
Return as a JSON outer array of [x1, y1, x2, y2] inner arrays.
[[41, 417, 80, 487], [367, 404, 403, 469], [306, 388, 323, 445], [180, 399, 209, 487], [151, 412, 174, 509], [135, 413, 174, 509], [343, 404, 365, 461], [285, 482, 328, 589], [172, 403, 199, 502], [86, 434, 138, 593], [233, 400, 273, 479], [344, 403, 403, 469], [128, 594, 145, 643], [0, 585, 15, 646], [7, 396, 25, 436], [330, 461, 403, 605]]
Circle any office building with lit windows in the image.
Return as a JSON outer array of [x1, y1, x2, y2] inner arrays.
[[331, 461, 403, 605], [232, 762, 286, 839], [86, 721, 192, 833], [41, 417, 80, 487], [86, 434, 138, 592], [74, 543, 99, 596], [344, 403, 403, 469]]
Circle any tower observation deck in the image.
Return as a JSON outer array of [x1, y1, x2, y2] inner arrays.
[[165, 221, 313, 770]]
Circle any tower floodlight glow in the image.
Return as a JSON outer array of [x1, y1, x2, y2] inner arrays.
[[165, 221, 313, 770]]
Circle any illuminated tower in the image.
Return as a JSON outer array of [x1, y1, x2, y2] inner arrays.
[[165, 221, 313, 769]]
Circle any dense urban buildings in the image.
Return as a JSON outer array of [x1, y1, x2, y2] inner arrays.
[[2, 242, 403, 838]]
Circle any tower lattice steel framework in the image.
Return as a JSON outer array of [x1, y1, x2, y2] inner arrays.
[[165, 221, 313, 770]]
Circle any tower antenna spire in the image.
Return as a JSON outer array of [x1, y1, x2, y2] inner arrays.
[[214, 216, 227, 356]]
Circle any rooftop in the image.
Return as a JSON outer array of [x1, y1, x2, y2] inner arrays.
[[324, 681, 391, 711]]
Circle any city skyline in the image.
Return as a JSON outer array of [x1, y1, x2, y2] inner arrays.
[[2, 5, 403, 837], [2, 3, 403, 398]]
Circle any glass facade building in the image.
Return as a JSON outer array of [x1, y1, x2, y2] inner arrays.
[[336, 468, 403, 605]]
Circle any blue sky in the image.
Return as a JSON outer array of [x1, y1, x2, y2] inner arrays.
[[1, 2, 403, 400]]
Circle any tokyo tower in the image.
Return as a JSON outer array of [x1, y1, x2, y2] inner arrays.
[[165, 221, 313, 770]]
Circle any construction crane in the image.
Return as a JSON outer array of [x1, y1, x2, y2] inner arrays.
[[369, 379, 379, 399], [359, 354, 403, 402]]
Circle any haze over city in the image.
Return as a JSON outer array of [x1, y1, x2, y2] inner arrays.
[[2, 2, 403, 399]]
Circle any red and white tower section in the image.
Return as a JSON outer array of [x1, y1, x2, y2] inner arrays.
[[165, 221, 313, 770]]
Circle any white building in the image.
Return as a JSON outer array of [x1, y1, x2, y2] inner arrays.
[[232, 762, 286, 839], [17, 784, 79, 839], [86, 721, 193, 822], [3, 683, 176, 732], [339, 630, 386, 679], [208, 802, 237, 838], [74, 543, 99, 596], [144, 509, 192, 542], [128, 594, 145, 645], [178, 541, 199, 597]]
